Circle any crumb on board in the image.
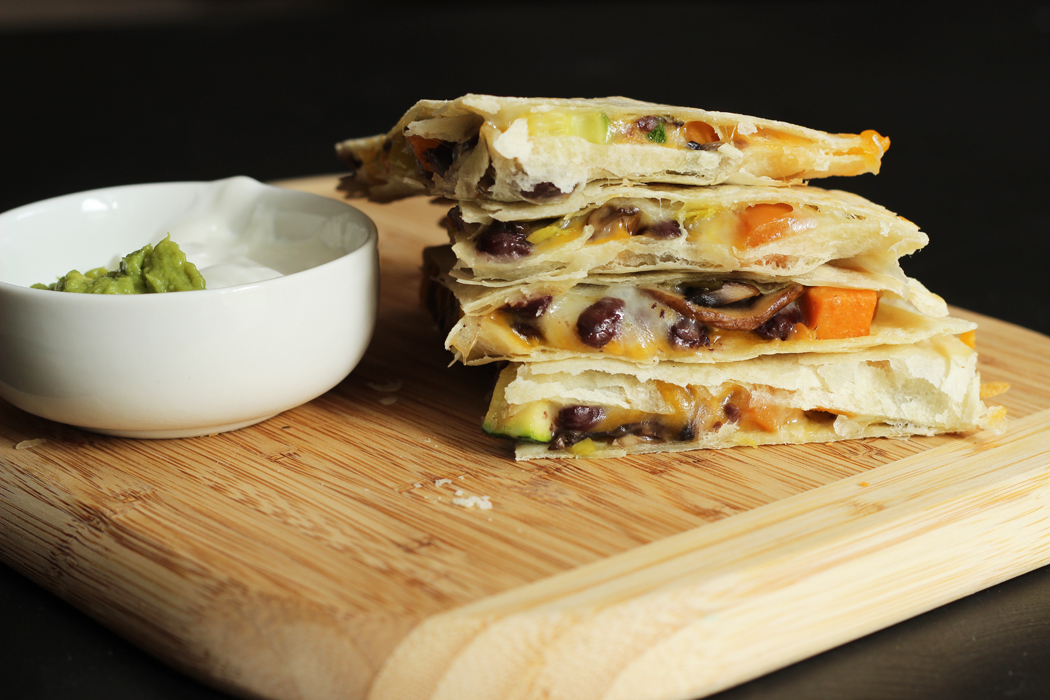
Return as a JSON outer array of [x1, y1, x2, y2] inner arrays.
[[413, 482, 423, 489], [379, 396, 398, 406], [15, 438, 46, 450], [453, 495, 493, 510], [435, 478, 452, 487], [980, 381, 1010, 400], [367, 379, 403, 393]]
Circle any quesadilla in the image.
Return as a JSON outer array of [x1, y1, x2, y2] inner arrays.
[[441, 184, 928, 293], [482, 334, 998, 460], [424, 244, 973, 366], [332, 92, 1000, 461], [337, 95, 889, 207]]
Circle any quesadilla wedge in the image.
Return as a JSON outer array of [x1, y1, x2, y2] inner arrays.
[[424, 245, 968, 366], [337, 95, 889, 207], [481, 335, 1000, 460], [443, 184, 926, 290]]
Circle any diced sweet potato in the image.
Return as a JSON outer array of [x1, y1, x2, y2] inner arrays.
[[684, 121, 718, 145], [744, 402, 787, 432], [406, 135, 442, 172], [738, 203, 795, 248], [801, 287, 878, 339]]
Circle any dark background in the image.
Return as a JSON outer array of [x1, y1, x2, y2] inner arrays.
[[2, 1, 1049, 698]]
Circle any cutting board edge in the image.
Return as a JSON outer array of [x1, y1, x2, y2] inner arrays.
[[1, 176, 1048, 700], [365, 407, 1050, 700]]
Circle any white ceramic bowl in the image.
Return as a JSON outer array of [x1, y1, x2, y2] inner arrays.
[[0, 176, 378, 438]]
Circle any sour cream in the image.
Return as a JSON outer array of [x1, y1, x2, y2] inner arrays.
[[175, 242, 284, 289], [160, 177, 351, 290]]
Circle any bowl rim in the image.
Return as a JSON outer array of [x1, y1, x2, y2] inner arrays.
[[0, 176, 379, 297]]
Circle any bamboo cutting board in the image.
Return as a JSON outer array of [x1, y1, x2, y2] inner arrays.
[[2, 175, 1050, 700]]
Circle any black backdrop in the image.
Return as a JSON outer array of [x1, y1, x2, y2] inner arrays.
[[2, 2, 1050, 699], [4, 2, 1049, 330]]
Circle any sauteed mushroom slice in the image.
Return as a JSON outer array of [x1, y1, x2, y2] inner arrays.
[[645, 284, 804, 332], [685, 281, 761, 307]]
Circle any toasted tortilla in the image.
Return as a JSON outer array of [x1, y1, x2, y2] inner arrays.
[[481, 335, 999, 460], [424, 245, 967, 366], [337, 95, 889, 206], [444, 184, 928, 297]]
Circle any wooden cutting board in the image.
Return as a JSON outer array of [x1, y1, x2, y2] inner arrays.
[[2, 175, 1049, 700]]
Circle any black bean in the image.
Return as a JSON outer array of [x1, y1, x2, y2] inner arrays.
[[638, 220, 682, 239], [608, 422, 662, 439], [454, 135, 479, 159], [635, 115, 662, 133], [557, 405, 605, 432], [687, 141, 722, 151], [678, 423, 696, 441], [754, 304, 803, 341], [422, 142, 455, 176], [512, 322, 544, 341], [589, 204, 641, 226], [577, 297, 625, 348], [475, 221, 532, 259], [550, 432, 583, 450], [477, 165, 496, 196], [754, 314, 793, 341], [587, 204, 642, 237], [723, 403, 742, 423], [504, 295, 552, 319], [494, 221, 531, 236], [521, 182, 565, 201], [446, 206, 466, 233], [669, 318, 710, 348]]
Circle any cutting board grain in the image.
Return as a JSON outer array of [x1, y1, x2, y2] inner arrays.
[[2, 175, 1049, 700]]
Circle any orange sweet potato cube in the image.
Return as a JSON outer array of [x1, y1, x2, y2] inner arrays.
[[801, 287, 878, 340]]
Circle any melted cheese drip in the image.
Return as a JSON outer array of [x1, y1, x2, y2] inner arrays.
[[486, 284, 825, 363], [492, 382, 837, 448], [474, 198, 820, 259]]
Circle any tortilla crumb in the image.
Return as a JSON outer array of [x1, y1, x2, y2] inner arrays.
[[15, 438, 46, 450], [980, 381, 1010, 399], [453, 495, 493, 510]]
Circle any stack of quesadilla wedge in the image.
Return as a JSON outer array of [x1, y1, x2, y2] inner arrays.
[[338, 95, 1001, 459]]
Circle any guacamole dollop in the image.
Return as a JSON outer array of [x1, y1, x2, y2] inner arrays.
[[32, 235, 206, 294]]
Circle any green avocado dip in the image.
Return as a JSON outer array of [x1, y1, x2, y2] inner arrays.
[[32, 235, 206, 294]]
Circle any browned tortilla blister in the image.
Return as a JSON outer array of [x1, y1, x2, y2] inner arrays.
[[336, 95, 890, 207]]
